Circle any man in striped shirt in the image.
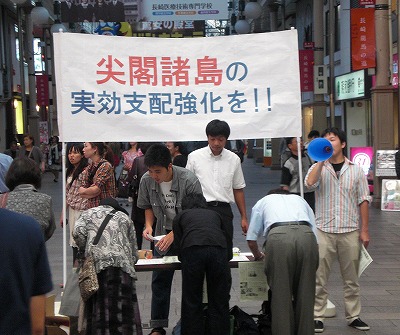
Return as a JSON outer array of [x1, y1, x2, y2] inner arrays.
[[305, 127, 371, 333]]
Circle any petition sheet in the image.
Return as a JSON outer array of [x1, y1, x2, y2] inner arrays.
[[239, 261, 269, 301]]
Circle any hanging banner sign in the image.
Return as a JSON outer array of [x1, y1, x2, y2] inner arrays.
[[351, 8, 376, 71], [299, 50, 314, 92], [36, 74, 49, 106], [359, 0, 375, 5], [132, 20, 205, 38], [141, 0, 229, 21], [53, 30, 302, 142]]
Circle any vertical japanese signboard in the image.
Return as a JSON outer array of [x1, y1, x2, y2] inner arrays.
[[299, 50, 314, 93], [351, 8, 376, 71], [36, 74, 49, 106]]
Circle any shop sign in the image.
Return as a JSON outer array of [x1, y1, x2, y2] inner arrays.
[[132, 20, 205, 38], [39, 121, 48, 145], [335, 69, 371, 101], [141, 0, 229, 21], [299, 50, 314, 93], [375, 150, 397, 177], [351, 8, 376, 71], [350, 147, 373, 176], [359, 0, 375, 5], [393, 54, 398, 88], [36, 74, 49, 106], [303, 41, 314, 49]]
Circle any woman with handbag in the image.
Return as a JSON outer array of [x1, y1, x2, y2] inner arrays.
[[18, 134, 45, 173], [73, 197, 142, 335]]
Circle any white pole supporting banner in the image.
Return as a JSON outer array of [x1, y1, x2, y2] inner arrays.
[[53, 30, 302, 142]]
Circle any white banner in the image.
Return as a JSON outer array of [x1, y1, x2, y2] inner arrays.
[[53, 30, 302, 142], [140, 0, 229, 21]]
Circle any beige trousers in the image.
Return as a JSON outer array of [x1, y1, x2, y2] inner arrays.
[[68, 207, 83, 247], [314, 229, 361, 323]]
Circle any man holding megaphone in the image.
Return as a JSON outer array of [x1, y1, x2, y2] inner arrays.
[[305, 128, 371, 333]]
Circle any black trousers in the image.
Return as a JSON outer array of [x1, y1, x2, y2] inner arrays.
[[207, 203, 234, 252], [207, 203, 233, 287], [181, 246, 231, 335]]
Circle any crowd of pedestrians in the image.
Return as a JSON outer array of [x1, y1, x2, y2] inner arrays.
[[0, 123, 375, 335]]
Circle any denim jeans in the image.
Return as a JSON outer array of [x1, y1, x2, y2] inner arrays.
[[150, 243, 176, 328]]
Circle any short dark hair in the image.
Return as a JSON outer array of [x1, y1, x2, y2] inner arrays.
[[205, 119, 230, 139], [170, 142, 187, 155], [321, 127, 346, 144], [307, 130, 320, 139], [285, 137, 296, 146], [144, 144, 172, 169], [137, 142, 154, 155], [5, 157, 41, 190], [267, 188, 290, 195], [182, 193, 207, 210]]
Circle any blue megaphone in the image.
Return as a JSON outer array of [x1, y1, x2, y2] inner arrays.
[[307, 138, 333, 161]]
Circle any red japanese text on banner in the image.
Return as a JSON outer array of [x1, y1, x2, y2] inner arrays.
[[351, 8, 376, 71]]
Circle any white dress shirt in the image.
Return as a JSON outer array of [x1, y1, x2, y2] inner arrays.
[[246, 194, 317, 241], [186, 146, 245, 203]]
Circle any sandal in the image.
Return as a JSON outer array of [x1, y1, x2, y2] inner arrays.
[[149, 328, 166, 335]]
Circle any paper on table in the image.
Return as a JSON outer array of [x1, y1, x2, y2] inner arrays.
[[231, 254, 251, 262], [146, 234, 166, 241], [163, 256, 180, 264], [358, 244, 373, 277], [135, 256, 181, 266], [136, 258, 165, 266]]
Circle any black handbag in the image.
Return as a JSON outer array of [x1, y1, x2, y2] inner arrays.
[[78, 209, 117, 301], [117, 169, 130, 198]]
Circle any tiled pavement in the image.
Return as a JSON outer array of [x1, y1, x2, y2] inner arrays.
[[42, 157, 400, 334]]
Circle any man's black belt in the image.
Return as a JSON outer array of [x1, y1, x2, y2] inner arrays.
[[207, 201, 230, 207], [269, 221, 311, 231]]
